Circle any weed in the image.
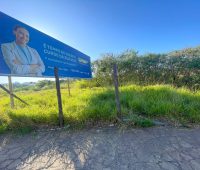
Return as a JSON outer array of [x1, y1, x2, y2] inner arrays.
[[0, 84, 200, 133]]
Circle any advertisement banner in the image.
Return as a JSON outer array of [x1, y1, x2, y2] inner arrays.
[[0, 11, 92, 78]]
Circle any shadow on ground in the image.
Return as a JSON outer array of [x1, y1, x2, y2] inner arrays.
[[1, 126, 200, 169]]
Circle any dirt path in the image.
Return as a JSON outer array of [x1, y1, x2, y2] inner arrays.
[[0, 126, 200, 170]]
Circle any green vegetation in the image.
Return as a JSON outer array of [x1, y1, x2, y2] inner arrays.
[[0, 84, 200, 133], [92, 48, 200, 90], [1, 46, 200, 133], [13, 80, 67, 92]]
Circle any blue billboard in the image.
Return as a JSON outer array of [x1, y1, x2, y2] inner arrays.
[[0, 11, 92, 78]]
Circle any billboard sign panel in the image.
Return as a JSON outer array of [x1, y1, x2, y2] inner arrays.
[[0, 11, 92, 78]]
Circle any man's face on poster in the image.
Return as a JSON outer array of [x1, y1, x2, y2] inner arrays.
[[14, 27, 29, 45]]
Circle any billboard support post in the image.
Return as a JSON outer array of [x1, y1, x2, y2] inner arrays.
[[54, 67, 64, 127], [8, 76, 14, 108], [0, 84, 29, 105], [67, 79, 71, 97]]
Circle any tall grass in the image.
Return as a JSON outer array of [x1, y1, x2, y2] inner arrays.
[[0, 84, 200, 133]]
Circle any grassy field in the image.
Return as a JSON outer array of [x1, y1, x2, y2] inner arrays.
[[0, 84, 200, 133]]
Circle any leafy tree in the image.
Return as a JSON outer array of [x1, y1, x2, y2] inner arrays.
[[91, 46, 200, 90]]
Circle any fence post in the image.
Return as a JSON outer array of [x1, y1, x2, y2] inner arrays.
[[54, 67, 64, 127], [8, 76, 14, 108], [113, 63, 122, 119]]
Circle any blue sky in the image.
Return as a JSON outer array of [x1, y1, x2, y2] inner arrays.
[[0, 0, 200, 83]]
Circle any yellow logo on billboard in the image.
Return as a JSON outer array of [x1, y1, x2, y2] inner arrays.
[[78, 57, 88, 64]]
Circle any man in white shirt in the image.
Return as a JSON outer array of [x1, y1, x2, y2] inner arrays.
[[1, 25, 45, 76]]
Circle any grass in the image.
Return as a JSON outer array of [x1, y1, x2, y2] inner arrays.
[[0, 84, 200, 133]]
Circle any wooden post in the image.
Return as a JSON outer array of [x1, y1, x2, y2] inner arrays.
[[113, 64, 122, 119], [67, 79, 71, 97], [0, 84, 29, 105], [8, 76, 14, 108], [54, 67, 64, 127]]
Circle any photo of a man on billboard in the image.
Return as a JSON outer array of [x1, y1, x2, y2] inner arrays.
[[1, 25, 45, 76]]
